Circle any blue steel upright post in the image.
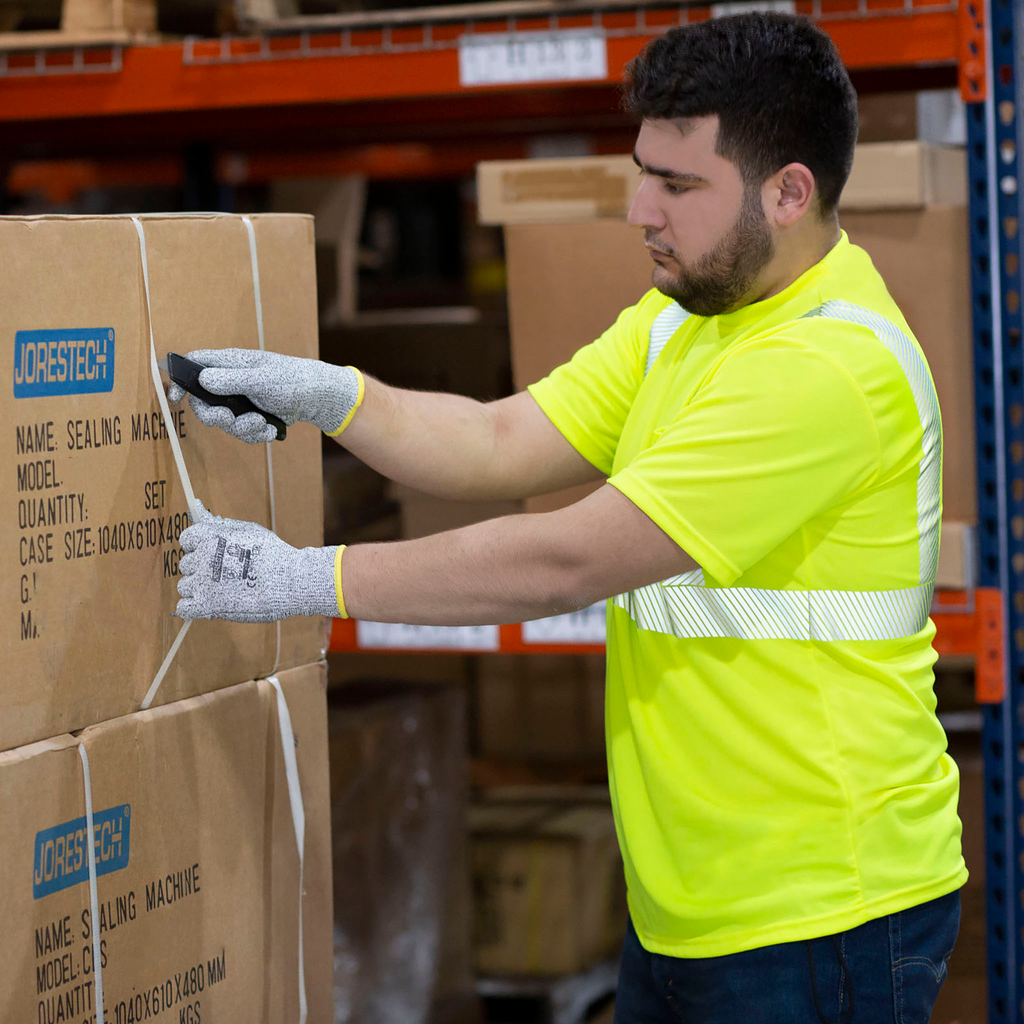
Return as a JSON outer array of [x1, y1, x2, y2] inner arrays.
[[968, 0, 1023, 1020]]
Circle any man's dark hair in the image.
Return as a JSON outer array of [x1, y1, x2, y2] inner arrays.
[[623, 13, 858, 215]]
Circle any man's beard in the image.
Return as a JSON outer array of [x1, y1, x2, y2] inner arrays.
[[647, 185, 775, 317]]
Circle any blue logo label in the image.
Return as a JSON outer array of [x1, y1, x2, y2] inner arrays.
[[13, 328, 115, 399], [33, 804, 131, 899]]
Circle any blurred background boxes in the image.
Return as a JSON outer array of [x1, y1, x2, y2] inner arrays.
[[470, 801, 626, 977]]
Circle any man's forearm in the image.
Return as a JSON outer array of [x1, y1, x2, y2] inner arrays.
[[338, 484, 699, 625], [335, 374, 604, 503], [340, 511, 594, 625], [335, 375, 509, 500]]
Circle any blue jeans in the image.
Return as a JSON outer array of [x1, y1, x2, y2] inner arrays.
[[613, 891, 961, 1024]]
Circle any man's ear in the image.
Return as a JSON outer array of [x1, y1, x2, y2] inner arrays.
[[764, 162, 817, 227]]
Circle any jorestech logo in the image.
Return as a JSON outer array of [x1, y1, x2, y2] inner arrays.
[[13, 329, 115, 399], [33, 805, 131, 899]]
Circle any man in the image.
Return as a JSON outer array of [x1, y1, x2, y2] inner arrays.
[[172, 12, 965, 1022]]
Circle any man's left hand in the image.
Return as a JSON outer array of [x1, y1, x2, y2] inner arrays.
[[176, 501, 338, 622]]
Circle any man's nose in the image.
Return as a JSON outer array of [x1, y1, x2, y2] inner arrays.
[[627, 176, 665, 230]]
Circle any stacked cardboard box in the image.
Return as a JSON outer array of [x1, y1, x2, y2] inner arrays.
[[477, 141, 977, 582], [0, 214, 333, 1020], [475, 655, 605, 764], [470, 800, 626, 976]]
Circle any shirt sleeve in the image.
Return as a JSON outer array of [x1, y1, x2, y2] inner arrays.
[[527, 294, 653, 476], [608, 337, 881, 586]]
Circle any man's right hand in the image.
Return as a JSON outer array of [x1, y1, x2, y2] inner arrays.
[[166, 349, 363, 443]]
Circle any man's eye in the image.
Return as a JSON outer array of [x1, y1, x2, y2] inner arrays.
[[664, 182, 689, 195]]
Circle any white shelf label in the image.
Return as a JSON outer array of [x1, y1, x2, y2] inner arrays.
[[356, 621, 500, 651], [711, 2, 795, 16], [458, 29, 608, 88], [522, 601, 607, 645]]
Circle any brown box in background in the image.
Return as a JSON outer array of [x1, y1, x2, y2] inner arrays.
[[470, 802, 626, 976], [0, 662, 333, 1023], [841, 142, 966, 210], [61, 0, 156, 34], [1, 214, 326, 752], [390, 481, 522, 540], [937, 521, 976, 589], [319, 315, 512, 403], [330, 683, 476, 1023], [475, 655, 605, 763], [857, 92, 920, 143], [843, 206, 975, 521]]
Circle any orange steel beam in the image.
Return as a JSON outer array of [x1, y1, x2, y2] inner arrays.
[[0, 7, 957, 124], [932, 587, 1006, 702]]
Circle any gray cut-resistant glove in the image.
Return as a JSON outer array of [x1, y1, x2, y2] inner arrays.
[[166, 349, 362, 444], [176, 501, 338, 622]]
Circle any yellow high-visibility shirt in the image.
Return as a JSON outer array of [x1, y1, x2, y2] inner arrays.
[[528, 232, 967, 958]]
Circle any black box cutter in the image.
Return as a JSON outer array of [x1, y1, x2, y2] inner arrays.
[[157, 352, 287, 441]]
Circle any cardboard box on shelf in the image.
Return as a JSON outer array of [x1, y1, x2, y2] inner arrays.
[[61, 0, 156, 34], [318, 314, 512, 403], [937, 521, 976, 590], [841, 142, 966, 210], [475, 655, 606, 763], [842, 205, 976, 522], [1, 214, 326, 752], [470, 801, 626, 976], [0, 661, 333, 1023], [390, 481, 522, 540], [857, 90, 966, 146], [485, 153, 974, 522]]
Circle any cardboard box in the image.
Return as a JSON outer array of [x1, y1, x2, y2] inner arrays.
[[389, 481, 522, 540], [62, 0, 156, 34], [937, 521, 976, 590], [857, 90, 966, 146], [0, 661, 333, 1023], [477, 143, 966, 224], [319, 314, 512, 403], [843, 142, 966, 210], [470, 802, 626, 975], [1, 214, 326, 752], [843, 206, 976, 521], [475, 655, 606, 763], [477, 155, 638, 226]]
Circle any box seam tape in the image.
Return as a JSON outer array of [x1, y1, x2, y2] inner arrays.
[[132, 216, 196, 711]]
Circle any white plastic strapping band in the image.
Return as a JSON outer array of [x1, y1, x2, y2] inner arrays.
[[78, 744, 105, 1024], [132, 217, 200, 520], [268, 676, 307, 1024], [133, 216, 197, 710], [242, 215, 282, 675]]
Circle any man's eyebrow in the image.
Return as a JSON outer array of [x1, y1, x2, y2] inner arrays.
[[632, 150, 708, 185]]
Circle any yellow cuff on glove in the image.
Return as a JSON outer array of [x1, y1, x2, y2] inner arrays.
[[325, 367, 365, 437], [334, 545, 349, 619]]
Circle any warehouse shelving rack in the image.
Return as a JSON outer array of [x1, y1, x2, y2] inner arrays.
[[0, 0, 1016, 1017]]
